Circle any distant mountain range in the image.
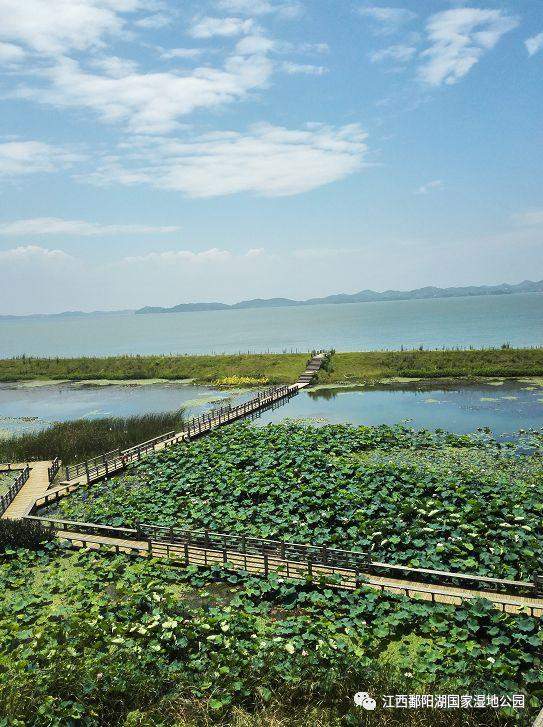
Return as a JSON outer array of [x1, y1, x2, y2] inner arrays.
[[2, 280, 542, 319], [135, 280, 543, 315], [0, 309, 132, 321]]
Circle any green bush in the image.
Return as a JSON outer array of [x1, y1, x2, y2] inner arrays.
[[0, 518, 54, 550]]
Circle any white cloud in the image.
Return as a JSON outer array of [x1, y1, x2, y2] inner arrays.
[[123, 248, 240, 265], [282, 61, 327, 75], [525, 32, 543, 57], [90, 56, 140, 77], [0, 217, 179, 236], [89, 122, 369, 198], [0, 140, 82, 176], [189, 16, 256, 39], [357, 5, 417, 35], [0, 0, 142, 56], [160, 47, 204, 60], [135, 13, 171, 29], [418, 8, 518, 86], [512, 209, 543, 226], [236, 34, 275, 55], [0, 41, 25, 64], [415, 179, 444, 194], [370, 44, 416, 64], [215, 0, 303, 19], [18, 50, 274, 134], [0, 244, 73, 263], [298, 42, 329, 54]]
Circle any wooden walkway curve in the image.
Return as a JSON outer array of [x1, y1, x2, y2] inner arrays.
[[33, 352, 330, 508], [5, 348, 543, 619], [1, 461, 52, 519]]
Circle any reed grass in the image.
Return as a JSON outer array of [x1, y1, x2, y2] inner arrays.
[[1, 347, 543, 385], [0, 410, 185, 465]]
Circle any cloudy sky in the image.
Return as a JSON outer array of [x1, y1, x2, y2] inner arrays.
[[0, 0, 541, 314]]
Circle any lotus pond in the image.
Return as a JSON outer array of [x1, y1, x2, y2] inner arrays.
[[0, 544, 540, 726], [7, 422, 543, 724], [57, 423, 543, 581]]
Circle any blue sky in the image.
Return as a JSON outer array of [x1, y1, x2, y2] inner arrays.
[[0, 0, 541, 314]]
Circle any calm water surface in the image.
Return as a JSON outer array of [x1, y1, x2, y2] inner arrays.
[[1, 293, 542, 357], [257, 381, 543, 436], [1, 379, 542, 439]]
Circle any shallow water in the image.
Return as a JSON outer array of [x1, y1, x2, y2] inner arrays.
[[1, 292, 542, 357], [255, 380, 543, 436], [0, 382, 249, 436], [1, 379, 542, 439]]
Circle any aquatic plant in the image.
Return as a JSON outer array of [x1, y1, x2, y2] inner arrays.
[[58, 422, 543, 580], [0, 545, 539, 725], [0, 410, 185, 465], [214, 375, 270, 387]]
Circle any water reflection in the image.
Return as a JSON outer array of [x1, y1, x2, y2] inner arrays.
[[1, 378, 542, 440]]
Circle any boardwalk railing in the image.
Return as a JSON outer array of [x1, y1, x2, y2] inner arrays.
[[184, 385, 296, 438], [24, 515, 542, 602], [64, 384, 298, 484], [138, 521, 369, 571], [0, 465, 30, 516], [48, 457, 61, 483], [65, 431, 178, 482]]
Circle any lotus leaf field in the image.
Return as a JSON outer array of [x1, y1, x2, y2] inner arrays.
[[59, 423, 543, 581], [0, 544, 541, 725]]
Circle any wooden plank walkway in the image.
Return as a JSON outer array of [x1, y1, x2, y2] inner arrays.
[[40, 382, 317, 505], [33, 524, 543, 617], [294, 351, 328, 388], [9, 349, 543, 617], [1, 461, 52, 519], [36, 353, 329, 506]]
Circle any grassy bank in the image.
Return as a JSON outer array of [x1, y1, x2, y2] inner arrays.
[[0, 353, 307, 385], [322, 347, 543, 383], [0, 411, 184, 465], [1, 347, 543, 385]]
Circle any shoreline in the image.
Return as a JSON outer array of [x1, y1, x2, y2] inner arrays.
[[2, 374, 543, 390], [1, 348, 543, 386]]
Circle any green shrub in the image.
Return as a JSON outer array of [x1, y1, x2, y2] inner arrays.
[[0, 518, 54, 550]]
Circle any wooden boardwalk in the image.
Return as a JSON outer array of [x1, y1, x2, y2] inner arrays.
[[37, 353, 330, 505], [6, 354, 330, 514], [7, 348, 543, 618], [1, 461, 52, 519], [23, 516, 543, 618]]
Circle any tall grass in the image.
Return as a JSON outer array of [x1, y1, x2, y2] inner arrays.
[[0, 410, 185, 465], [320, 348, 543, 383], [0, 353, 309, 384], [1, 348, 543, 385]]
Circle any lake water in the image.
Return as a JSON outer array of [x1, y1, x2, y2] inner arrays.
[[1, 293, 542, 357], [1, 379, 542, 439]]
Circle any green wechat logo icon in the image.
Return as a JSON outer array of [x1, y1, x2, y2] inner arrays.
[[354, 692, 377, 710]]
